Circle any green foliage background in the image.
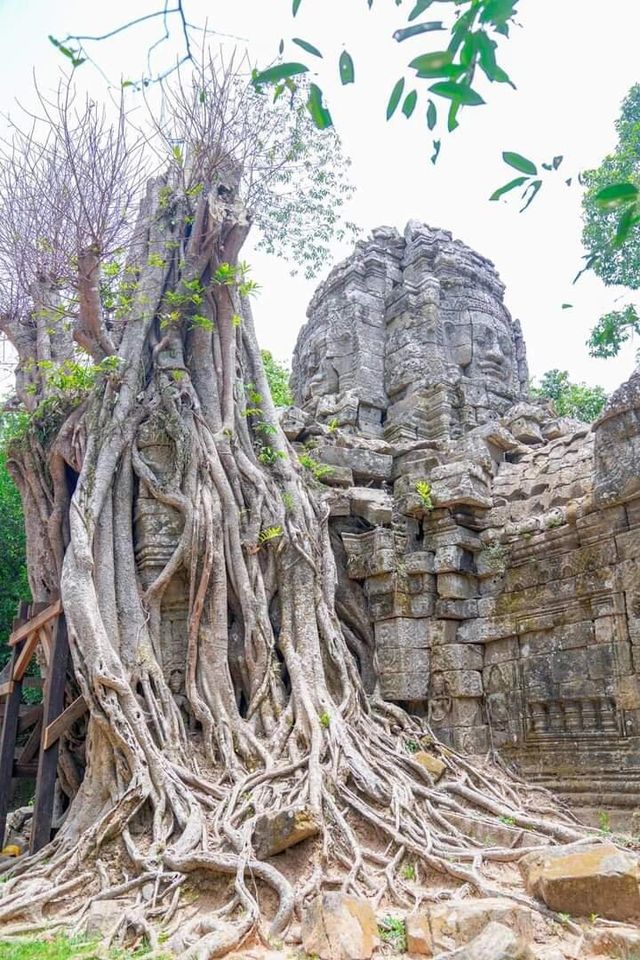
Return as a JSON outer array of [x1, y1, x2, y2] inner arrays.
[[583, 84, 640, 290], [0, 420, 30, 668], [532, 369, 608, 423], [261, 350, 292, 407]]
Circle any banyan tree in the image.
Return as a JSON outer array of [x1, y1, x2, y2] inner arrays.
[[0, 57, 599, 957]]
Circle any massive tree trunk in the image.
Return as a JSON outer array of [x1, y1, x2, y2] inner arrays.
[[0, 76, 596, 957]]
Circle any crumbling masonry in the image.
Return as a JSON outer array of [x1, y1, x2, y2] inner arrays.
[[287, 221, 640, 825]]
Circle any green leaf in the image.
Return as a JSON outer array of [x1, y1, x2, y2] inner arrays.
[[426, 98, 437, 130], [489, 176, 529, 201], [502, 151, 537, 175], [48, 35, 85, 67], [492, 65, 515, 87], [431, 139, 441, 165], [409, 0, 435, 21], [293, 38, 323, 58], [394, 21, 444, 42], [252, 62, 309, 86], [613, 204, 640, 247], [520, 178, 542, 212], [594, 182, 639, 209], [339, 51, 355, 85], [562, 304, 573, 309], [279, 39, 284, 55], [429, 81, 485, 106], [387, 78, 406, 120], [409, 51, 453, 74], [448, 100, 460, 131], [479, 0, 518, 29], [306, 83, 333, 129], [402, 90, 418, 118], [292, 0, 303, 14], [476, 31, 498, 78]]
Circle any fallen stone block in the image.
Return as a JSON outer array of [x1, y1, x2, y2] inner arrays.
[[413, 750, 446, 781], [301, 893, 379, 960], [406, 911, 432, 955], [252, 805, 320, 859], [84, 899, 128, 936], [453, 920, 523, 960], [519, 842, 640, 921], [428, 897, 535, 951]]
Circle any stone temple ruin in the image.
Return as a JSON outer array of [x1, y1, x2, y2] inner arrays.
[[287, 221, 640, 827]]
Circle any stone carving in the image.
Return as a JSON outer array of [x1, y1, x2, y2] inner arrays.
[[290, 221, 640, 825]]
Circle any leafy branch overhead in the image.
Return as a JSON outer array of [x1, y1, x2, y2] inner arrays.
[[252, 0, 521, 152]]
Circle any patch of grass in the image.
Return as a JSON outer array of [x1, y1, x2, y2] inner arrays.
[[0, 937, 164, 960], [400, 861, 416, 881], [378, 916, 407, 953], [498, 815, 516, 826], [0, 936, 98, 960]]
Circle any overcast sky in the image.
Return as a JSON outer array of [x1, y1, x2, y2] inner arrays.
[[0, 0, 638, 394]]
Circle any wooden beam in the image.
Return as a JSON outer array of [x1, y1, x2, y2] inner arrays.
[[12, 762, 37, 779], [0, 681, 14, 698], [31, 614, 69, 854], [0, 621, 26, 846], [9, 600, 62, 647], [18, 705, 42, 733], [18, 718, 43, 765], [12, 630, 41, 682], [43, 696, 87, 750]]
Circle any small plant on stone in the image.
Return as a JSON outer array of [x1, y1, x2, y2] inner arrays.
[[556, 912, 572, 927], [415, 479, 434, 510], [258, 446, 287, 466], [282, 491, 295, 511], [299, 453, 333, 481], [327, 417, 339, 433], [482, 541, 509, 573], [259, 525, 283, 545], [404, 738, 420, 754], [400, 861, 416, 881], [545, 513, 564, 529], [499, 814, 516, 826], [319, 711, 331, 728], [598, 810, 612, 834], [378, 916, 407, 953]]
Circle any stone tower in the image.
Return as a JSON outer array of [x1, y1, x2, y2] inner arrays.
[[288, 222, 640, 827]]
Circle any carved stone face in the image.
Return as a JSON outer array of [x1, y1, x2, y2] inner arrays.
[[444, 310, 518, 393]]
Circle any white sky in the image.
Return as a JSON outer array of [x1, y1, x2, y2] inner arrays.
[[0, 0, 638, 393]]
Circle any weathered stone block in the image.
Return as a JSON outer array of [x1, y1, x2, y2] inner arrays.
[[440, 670, 483, 697], [252, 805, 320, 859], [405, 912, 432, 955], [432, 644, 483, 671], [437, 572, 478, 600], [520, 843, 640, 921], [301, 894, 379, 960], [428, 898, 534, 953], [413, 750, 446, 780], [349, 487, 393, 525]]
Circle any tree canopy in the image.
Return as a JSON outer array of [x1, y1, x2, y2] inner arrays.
[[531, 369, 608, 423]]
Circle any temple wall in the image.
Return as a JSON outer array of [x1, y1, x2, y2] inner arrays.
[[290, 222, 640, 824]]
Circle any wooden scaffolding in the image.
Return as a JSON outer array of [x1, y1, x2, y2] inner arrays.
[[0, 599, 86, 853]]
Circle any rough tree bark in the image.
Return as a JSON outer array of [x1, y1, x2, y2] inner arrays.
[[0, 67, 600, 957]]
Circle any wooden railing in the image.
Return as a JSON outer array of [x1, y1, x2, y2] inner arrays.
[[0, 599, 87, 853]]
